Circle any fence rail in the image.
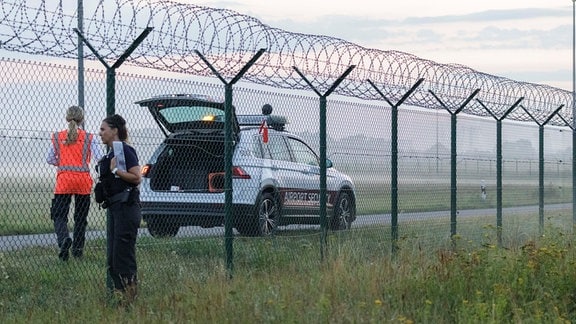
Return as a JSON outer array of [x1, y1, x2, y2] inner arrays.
[[0, 55, 573, 317]]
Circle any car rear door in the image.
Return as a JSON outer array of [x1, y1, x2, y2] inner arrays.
[[135, 94, 239, 139]]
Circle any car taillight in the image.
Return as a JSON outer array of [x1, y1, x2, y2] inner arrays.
[[141, 164, 152, 177], [232, 166, 251, 179]]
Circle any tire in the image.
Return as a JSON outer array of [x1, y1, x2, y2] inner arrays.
[[236, 192, 279, 237], [330, 191, 355, 231], [147, 218, 180, 238]]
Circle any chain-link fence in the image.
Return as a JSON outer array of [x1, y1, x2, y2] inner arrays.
[[1, 57, 573, 312]]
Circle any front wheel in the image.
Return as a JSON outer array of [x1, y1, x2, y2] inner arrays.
[[330, 191, 355, 230]]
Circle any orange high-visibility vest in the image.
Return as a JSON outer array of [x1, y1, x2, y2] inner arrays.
[[52, 130, 93, 195]]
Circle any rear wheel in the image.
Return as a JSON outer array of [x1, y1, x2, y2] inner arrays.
[[147, 218, 180, 238], [330, 191, 354, 230], [236, 192, 279, 236]]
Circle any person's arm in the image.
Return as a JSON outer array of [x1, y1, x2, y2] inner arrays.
[[110, 144, 141, 185], [90, 135, 104, 163], [46, 133, 57, 165], [113, 164, 141, 185], [46, 146, 57, 165]]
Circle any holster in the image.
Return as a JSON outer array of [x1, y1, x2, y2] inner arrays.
[[104, 189, 131, 208], [94, 182, 105, 204]]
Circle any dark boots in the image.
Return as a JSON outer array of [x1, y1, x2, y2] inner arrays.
[[113, 275, 138, 308], [124, 281, 138, 305], [58, 237, 72, 261]]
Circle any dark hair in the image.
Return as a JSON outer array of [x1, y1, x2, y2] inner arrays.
[[103, 114, 128, 141]]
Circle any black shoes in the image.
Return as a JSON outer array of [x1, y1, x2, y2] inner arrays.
[[58, 237, 72, 261], [72, 249, 83, 259], [58, 238, 84, 260]]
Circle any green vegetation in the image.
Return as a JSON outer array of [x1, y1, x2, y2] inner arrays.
[[2, 210, 575, 322], [1, 175, 571, 236], [0, 178, 102, 236], [354, 183, 570, 215]]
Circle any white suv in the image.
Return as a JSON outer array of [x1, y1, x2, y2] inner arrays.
[[137, 94, 356, 237]]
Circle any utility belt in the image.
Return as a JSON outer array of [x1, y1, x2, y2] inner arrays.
[[102, 187, 139, 209]]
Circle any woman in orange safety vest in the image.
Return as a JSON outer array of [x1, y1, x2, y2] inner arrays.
[[47, 106, 102, 261]]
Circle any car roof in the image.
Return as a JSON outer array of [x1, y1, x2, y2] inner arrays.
[[136, 94, 289, 134], [237, 114, 288, 131]]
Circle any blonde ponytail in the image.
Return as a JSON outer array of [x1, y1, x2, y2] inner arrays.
[[65, 106, 85, 144]]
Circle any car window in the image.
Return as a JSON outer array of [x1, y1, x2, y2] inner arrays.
[[160, 106, 224, 124], [265, 135, 291, 161], [286, 137, 319, 166], [252, 134, 265, 159]]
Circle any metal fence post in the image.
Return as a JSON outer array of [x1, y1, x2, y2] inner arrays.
[[367, 78, 424, 256], [477, 98, 523, 247], [77, 0, 84, 115], [292, 65, 356, 261], [73, 26, 153, 294], [428, 89, 480, 243], [520, 104, 563, 235], [195, 48, 266, 278]]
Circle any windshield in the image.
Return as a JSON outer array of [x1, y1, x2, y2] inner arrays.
[[137, 94, 238, 136], [160, 106, 225, 124]]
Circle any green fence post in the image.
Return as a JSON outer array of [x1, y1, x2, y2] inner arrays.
[[367, 78, 424, 256], [292, 65, 356, 261], [520, 104, 563, 235], [77, 0, 84, 112], [428, 89, 479, 243], [195, 49, 266, 277], [477, 98, 523, 247], [74, 26, 153, 295]]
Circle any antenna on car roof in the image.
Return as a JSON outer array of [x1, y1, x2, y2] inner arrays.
[[262, 104, 272, 115]]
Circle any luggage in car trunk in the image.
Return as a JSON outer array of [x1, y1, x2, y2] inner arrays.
[[149, 138, 225, 192]]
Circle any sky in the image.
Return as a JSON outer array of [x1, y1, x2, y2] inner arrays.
[[185, 0, 575, 91], [2, 0, 573, 162], [3, 0, 573, 91]]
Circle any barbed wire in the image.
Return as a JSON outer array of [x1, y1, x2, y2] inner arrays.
[[0, 0, 572, 125]]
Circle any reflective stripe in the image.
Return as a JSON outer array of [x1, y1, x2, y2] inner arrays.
[[58, 165, 90, 171], [52, 130, 92, 173]]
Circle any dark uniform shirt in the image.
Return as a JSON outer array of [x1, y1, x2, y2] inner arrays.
[[98, 142, 139, 197]]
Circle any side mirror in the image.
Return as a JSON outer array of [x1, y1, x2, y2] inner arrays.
[[326, 159, 333, 168]]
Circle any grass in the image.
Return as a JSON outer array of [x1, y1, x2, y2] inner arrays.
[[2, 209, 576, 322], [353, 182, 570, 215], [1, 175, 574, 322], [0, 177, 103, 236], [0, 177, 571, 236]]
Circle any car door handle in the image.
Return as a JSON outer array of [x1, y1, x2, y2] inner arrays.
[[306, 167, 319, 174]]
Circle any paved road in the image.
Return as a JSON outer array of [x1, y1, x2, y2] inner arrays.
[[1, 203, 571, 251]]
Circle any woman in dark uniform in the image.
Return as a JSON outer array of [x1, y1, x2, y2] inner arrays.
[[97, 114, 141, 305]]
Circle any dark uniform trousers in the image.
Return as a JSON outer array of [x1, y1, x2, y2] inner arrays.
[[106, 196, 141, 290], [51, 194, 90, 255]]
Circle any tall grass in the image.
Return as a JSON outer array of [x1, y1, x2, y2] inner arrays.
[[2, 210, 575, 322]]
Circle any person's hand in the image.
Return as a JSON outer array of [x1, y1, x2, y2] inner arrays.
[[110, 157, 117, 170]]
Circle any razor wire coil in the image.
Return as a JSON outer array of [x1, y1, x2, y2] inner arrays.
[[0, 0, 572, 125]]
